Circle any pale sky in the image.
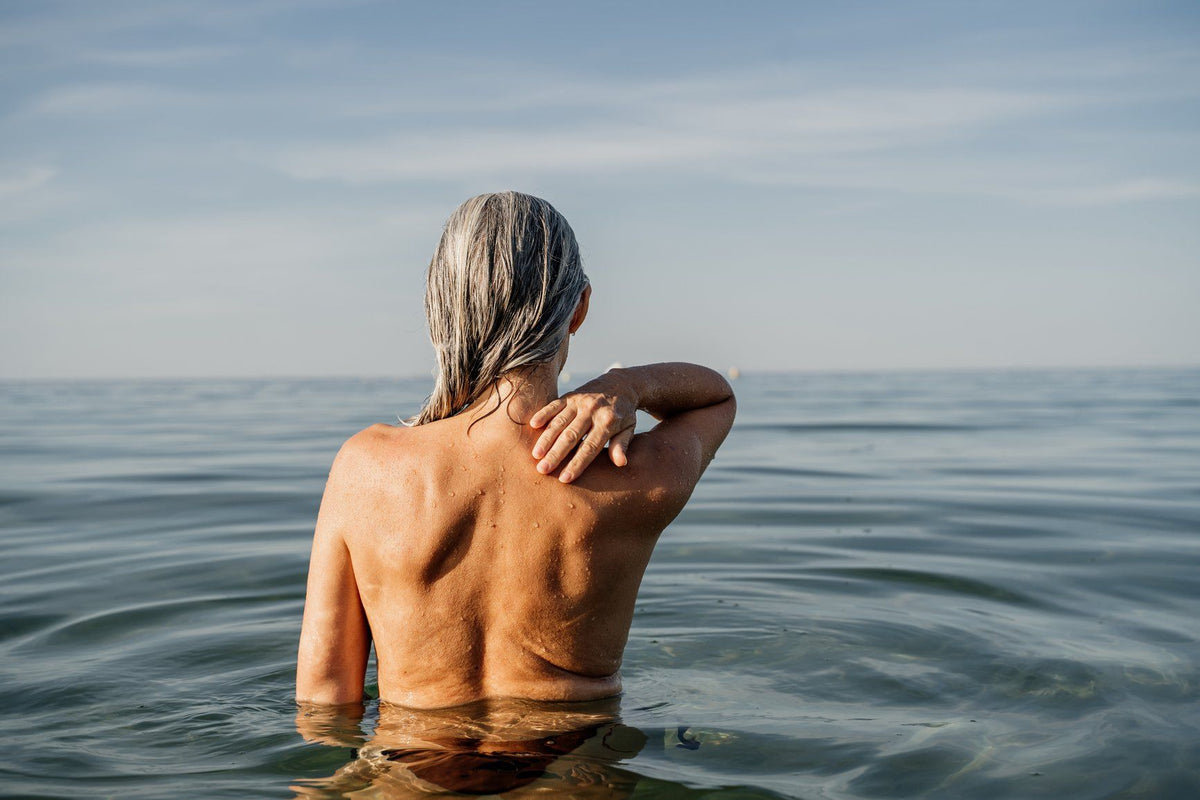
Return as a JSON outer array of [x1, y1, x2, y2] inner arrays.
[[1, 0, 1197, 379]]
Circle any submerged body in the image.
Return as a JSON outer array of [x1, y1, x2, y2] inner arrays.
[[298, 696, 645, 796], [297, 365, 734, 708]]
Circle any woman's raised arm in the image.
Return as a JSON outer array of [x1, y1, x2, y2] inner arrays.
[[530, 363, 736, 483]]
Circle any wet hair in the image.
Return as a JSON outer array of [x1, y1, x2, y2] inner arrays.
[[413, 192, 588, 425]]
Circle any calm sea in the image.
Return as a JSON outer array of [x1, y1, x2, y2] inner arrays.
[[2, 368, 1198, 799]]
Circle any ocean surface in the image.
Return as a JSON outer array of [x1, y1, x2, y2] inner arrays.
[[2, 367, 1199, 799]]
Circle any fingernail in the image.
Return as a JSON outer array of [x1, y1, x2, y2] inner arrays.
[[532, 447, 544, 458], [537, 461, 550, 474], [559, 472, 573, 483]]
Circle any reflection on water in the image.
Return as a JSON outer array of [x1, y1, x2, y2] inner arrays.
[[292, 698, 647, 798]]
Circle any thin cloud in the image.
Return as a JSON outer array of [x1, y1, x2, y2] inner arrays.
[[0, 164, 66, 225], [733, 155, 1200, 208], [3, 205, 439, 283], [25, 83, 181, 115], [0, 165, 57, 199], [78, 44, 237, 67], [263, 130, 721, 183], [1046, 179, 1200, 207], [0, 0, 352, 49], [256, 82, 1061, 186]]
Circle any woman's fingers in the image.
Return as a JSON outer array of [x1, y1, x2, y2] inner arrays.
[[529, 398, 567, 430], [537, 417, 592, 475], [532, 406, 577, 460], [559, 419, 635, 483], [530, 389, 637, 481], [609, 425, 635, 467], [557, 430, 606, 484]]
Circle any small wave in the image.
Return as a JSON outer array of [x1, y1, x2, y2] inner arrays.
[[738, 422, 987, 434], [814, 566, 1047, 608], [734, 465, 878, 480], [25, 591, 293, 653], [77, 471, 239, 484], [0, 489, 38, 507]]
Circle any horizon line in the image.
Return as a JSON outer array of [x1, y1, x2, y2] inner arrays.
[[2, 361, 1198, 384]]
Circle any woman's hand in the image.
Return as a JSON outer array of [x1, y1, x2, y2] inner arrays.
[[529, 372, 639, 483]]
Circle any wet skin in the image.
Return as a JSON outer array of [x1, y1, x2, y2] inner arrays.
[[296, 358, 734, 709]]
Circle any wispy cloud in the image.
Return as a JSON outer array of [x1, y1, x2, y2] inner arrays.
[[251, 77, 1193, 207], [737, 162, 1200, 208], [1, 204, 440, 311], [1044, 179, 1200, 206], [78, 44, 237, 67], [0, 164, 66, 224], [23, 83, 181, 115], [0, 165, 56, 199], [0, 0, 351, 49], [256, 80, 1062, 185]]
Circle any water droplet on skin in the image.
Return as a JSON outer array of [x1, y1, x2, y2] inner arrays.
[[449, 491, 455, 497], [533, 522, 540, 528], [568, 502, 575, 509]]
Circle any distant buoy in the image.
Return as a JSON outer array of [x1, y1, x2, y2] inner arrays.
[[728, 367, 741, 380]]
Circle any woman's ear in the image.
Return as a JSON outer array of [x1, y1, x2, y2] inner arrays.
[[568, 284, 591, 334]]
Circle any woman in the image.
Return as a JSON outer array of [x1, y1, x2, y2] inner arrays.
[[296, 192, 735, 709]]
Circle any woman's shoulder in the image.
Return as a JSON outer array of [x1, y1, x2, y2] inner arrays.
[[327, 423, 423, 482], [339, 422, 406, 455], [556, 430, 703, 530]]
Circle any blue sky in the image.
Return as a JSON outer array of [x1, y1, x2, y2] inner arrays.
[[1, 0, 1197, 378]]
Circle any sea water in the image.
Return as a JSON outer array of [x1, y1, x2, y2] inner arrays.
[[1, 368, 1198, 798]]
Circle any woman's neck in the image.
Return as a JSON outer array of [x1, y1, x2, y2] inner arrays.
[[465, 361, 562, 428]]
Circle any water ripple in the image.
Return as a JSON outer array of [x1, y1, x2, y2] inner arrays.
[[2, 369, 1200, 798]]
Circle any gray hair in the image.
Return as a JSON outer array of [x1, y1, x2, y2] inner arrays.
[[413, 191, 588, 425]]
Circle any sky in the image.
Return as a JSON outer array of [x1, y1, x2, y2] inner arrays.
[[1, 0, 1198, 379]]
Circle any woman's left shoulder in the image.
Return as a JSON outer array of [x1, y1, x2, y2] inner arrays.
[[330, 424, 410, 477]]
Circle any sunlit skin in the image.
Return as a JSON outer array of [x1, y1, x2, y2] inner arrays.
[[296, 290, 735, 709]]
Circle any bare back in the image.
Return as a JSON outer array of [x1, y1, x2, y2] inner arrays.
[[300, 411, 715, 707], [297, 365, 734, 709], [352, 416, 681, 707]]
